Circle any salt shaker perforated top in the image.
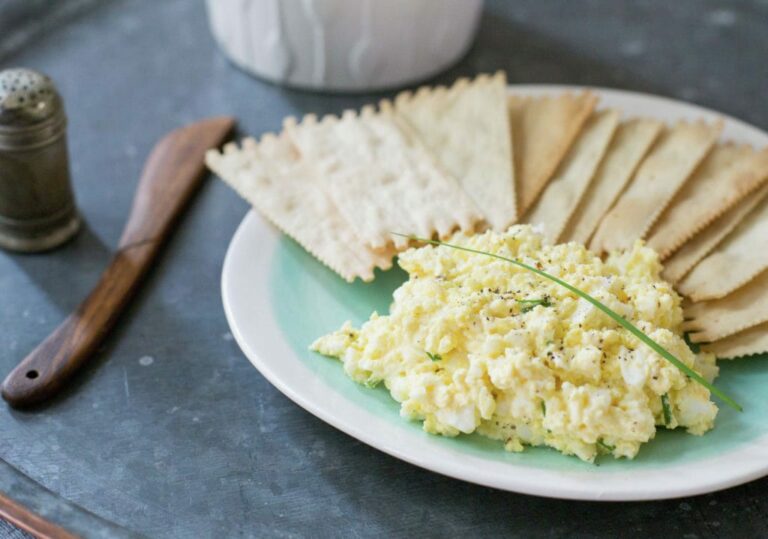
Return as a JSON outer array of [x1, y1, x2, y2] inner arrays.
[[0, 67, 80, 252]]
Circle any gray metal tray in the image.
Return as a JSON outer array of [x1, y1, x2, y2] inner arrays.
[[1, 0, 767, 537]]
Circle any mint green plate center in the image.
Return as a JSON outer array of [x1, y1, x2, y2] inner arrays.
[[271, 237, 768, 472]]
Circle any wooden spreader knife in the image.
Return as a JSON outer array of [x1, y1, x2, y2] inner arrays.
[[1, 116, 235, 408]]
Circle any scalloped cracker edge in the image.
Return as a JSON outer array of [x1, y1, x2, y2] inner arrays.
[[590, 120, 722, 254], [662, 184, 768, 284], [391, 71, 516, 230], [647, 144, 768, 259], [563, 118, 662, 244], [677, 194, 768, 301], [508, 91, 598, 214], [283, 105, 482, 251], [524, 109, 619, 243], [701, 323, 768, 359], [702, 321, 768, 359], [684, 268, 768, 343], [206, 135, 394, 282]]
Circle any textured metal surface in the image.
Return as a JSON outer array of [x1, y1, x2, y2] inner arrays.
[[0, 458, 136, 539], [0, 522, 30, 539], [0, 0, 767, 537], [0, 520, 31, 539]]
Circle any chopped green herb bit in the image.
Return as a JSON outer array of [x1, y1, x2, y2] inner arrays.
[[540, 400, 547, 416], [661, 393, 672, 426], [683, 332, 701, 353], [519, 296, 552, 313], [363, 379, 380, 389], [426, 351, 442, 362], [596, 439, 615, 452]]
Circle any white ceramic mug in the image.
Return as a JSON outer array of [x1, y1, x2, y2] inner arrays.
[[205, 0, 484, 92]]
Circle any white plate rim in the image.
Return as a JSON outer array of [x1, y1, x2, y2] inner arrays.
[[221, 85, 768, 501]]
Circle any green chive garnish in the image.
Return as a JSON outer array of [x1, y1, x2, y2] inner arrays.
[[426, 351, 442, 362], [393, 233, 742, 412], [540, 400, 547, 416], [661, 393, 672, 426]]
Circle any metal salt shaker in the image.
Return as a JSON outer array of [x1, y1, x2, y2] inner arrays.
[[0, 67, 80, 252]]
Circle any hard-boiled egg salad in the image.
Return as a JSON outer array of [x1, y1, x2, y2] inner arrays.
[[311, 226, 719, 462]]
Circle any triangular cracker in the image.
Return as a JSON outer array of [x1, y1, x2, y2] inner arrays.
[[392, 72, 516, 230], [683, 268, 768, 343], [662, 184, 768, 283], [677, 195, 768, 301], [702, 321, 768, 359], [562, 118, 662, 244], [206, 135, 394, 282], [647, 144, 768, 259], [590, 121, 722, 254], [284, 106, 482, 251], [509, 92, 598, 214], [524, 109, 619, 243]]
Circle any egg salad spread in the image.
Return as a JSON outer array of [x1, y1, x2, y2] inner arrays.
[[311, 226, 718, 462]]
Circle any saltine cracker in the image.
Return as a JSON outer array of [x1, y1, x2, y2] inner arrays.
[[285, 106, 482, 251], [563, 118, 661, 244], [206, 136, 395, 282], [647, 144, 768, 259], [677, 195, 768, 301], [393, 72, 516, 230], [508, 92, 598, 214], [662, 184, 768, 283], [702, 322, 768, 359], [524, 109, 619, 243], [684, 268, 768, 343], [590, 121, 722, 253]]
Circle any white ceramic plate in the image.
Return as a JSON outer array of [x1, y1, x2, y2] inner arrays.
[[222, 85, 768, 501]]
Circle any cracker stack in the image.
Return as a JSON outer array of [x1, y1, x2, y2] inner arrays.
[[207, 71, 768, 359], [208, 72, 515, 282]]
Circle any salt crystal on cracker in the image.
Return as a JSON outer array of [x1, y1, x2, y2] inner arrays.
[[684, 268, 768, 343], [393, 72, 516, 230], [563, 118, 661, 245], [284, 107, 482, 251], [662, 184, 768, 283], [677, 194, 768, 301], [702, 322, 768, 359], [524, 109, 619, 243], [509, 92, 598, 214], [206, 135, 394, 282], [590, 120, 722, 254], [647, 144, 768, 259]]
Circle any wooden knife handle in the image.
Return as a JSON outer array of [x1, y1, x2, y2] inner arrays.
[[1, 116, 234, 408]]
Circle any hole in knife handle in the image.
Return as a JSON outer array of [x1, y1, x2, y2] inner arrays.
[[25, 370, 38, 380]]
